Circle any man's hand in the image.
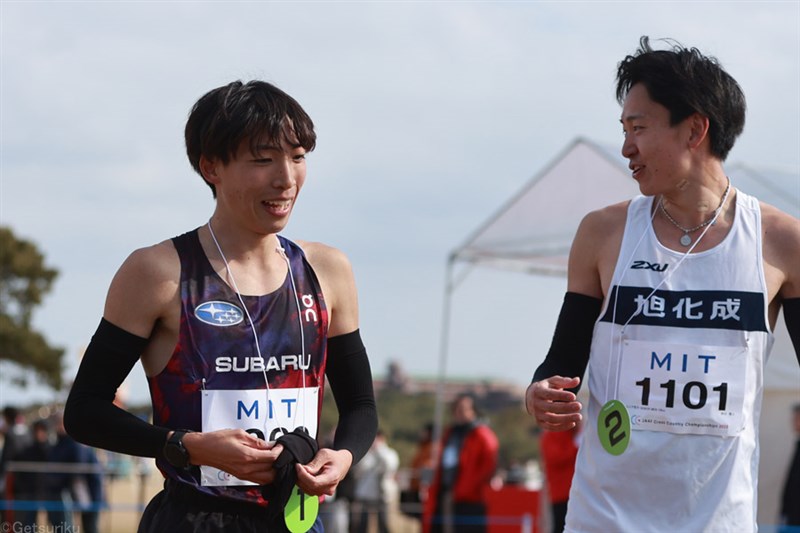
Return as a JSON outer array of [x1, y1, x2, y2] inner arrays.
[[182, 429, 284, 485], [295, 448, 353, 496], [526, 376, 583, 431]]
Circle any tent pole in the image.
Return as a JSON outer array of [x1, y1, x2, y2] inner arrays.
[[433, 253, 456, 451]]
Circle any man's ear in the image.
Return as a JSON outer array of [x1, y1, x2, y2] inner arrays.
[[199, 155, 221, 185], [687, 113, 711, 151]]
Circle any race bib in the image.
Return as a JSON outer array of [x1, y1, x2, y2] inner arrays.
[[200, 387, 319, 486], [618, 339, 746, 437]]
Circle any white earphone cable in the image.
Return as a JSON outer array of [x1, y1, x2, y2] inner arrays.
[[606, 188, 731, 400]]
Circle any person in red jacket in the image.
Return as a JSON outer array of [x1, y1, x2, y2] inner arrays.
[[540, 422, 580, 533], [424, 394, 499, 533]]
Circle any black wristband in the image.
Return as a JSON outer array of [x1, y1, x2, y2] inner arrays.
[[163, 430, 193, 469], [64, 318, 170, 459], [325, 329, 378, 464], [783, 297, 800, 367], [532, 292, 603, 392]]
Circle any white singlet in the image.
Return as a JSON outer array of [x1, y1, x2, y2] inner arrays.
[[565, 191, 774, 533]]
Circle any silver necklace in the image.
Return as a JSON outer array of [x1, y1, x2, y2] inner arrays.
[[659, 179, 731, 247]]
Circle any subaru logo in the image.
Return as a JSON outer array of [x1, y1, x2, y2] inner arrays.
[[195, 301, 244, 327]]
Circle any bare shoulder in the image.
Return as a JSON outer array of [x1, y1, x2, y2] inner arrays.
[[116, 239, 180, 282], [760, 201, 800, 298], [581, 201, 630, 230], [297, 240, 355, 279], [296, 240, 359, 336], [105, 238, 180, 337], [760, 202, 800, 241], [573, 200, 630, 259], [569, 201, 630, 298]]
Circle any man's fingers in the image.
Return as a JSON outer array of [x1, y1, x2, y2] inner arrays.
[[296, 464, 337, 497], [536, 411, 583, 429], [549, 375, 581, 389], [526, 377, 583, 420], [538, 376, 580, 400], [534, 401, 583, 415], [538, 419, 580, 431], [538, 388, 577, 404], [526, 376, 583, 430]]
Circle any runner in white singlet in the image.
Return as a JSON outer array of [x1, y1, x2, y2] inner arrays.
[[525, 37, 800, 532]]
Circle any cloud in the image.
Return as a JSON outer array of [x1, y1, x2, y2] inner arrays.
[[1, 1, 798, 405]]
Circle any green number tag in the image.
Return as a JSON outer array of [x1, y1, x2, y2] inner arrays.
[[284, 485, 319, 533], [598, 400, 630, 455]]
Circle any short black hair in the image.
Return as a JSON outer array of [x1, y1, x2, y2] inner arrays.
[[616, 36, 746, 161], [185, 80, 316, 197], [452, 393, 481, 417], [452, 393, 474, 407]]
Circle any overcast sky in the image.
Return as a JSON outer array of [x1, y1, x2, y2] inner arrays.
[[1, 1, 798, 407]]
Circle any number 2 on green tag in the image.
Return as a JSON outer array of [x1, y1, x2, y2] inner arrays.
[[598, 400, 630, 455], [284, 485, 319, 533]]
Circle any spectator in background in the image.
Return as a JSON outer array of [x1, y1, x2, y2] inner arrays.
[[318, 428, 354, 533], [14, 419, 54, 528], [780, 403, 800, 531], [1, 406, 32, 524], [50, 411, 104, 533], [425, 394, 499, 533], [352, 429, 399, 533], [402, 422, 435, 520], [77, 446, 103, 533], [540, 421, 581, 533]]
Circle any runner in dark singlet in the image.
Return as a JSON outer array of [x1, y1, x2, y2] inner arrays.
[[64, 80, 378, 532]]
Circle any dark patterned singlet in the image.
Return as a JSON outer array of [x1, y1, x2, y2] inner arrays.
[[147, 228, 328, 506]]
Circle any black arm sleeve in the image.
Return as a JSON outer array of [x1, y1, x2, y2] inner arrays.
[[784, 297, 800, 367], [324, 329, 378, 465], [64, 318, 170, 459], [532, 291, 603, 392]]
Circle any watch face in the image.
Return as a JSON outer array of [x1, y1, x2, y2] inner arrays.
[[165, 432, 189, 468], [166, 445, 188, 468]]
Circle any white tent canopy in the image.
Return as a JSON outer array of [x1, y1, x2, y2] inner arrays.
[[439, 137, 799, 526], [453, 136, 800, 276], [452, 137, 638, 276]]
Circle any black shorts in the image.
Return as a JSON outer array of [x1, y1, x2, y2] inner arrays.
[[138, 478, 324, 533]]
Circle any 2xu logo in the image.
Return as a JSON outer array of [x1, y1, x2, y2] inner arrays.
[[631, 260, 669, 272]]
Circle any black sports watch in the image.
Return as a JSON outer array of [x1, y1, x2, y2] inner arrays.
[[163, 430, 192, 469]]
